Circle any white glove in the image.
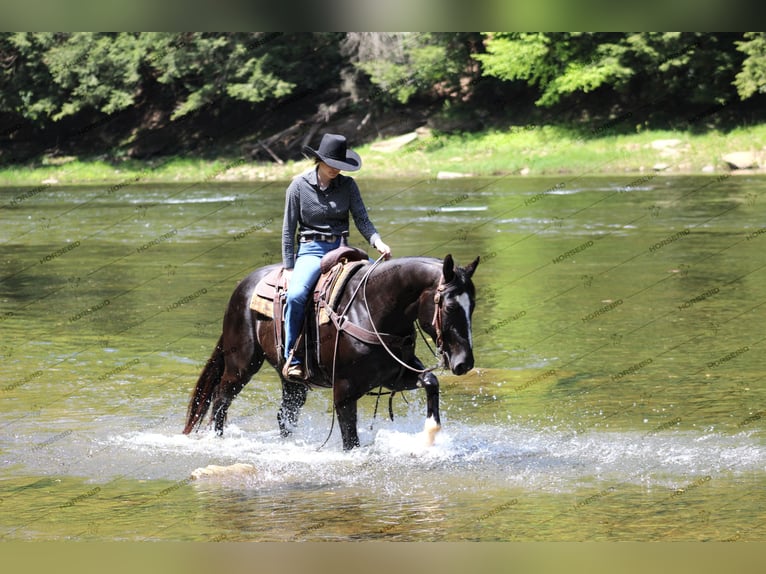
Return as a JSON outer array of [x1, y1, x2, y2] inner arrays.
[[374, 238, 392, 260]]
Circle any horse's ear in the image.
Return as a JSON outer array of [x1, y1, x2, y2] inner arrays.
[[464, 256, 480, 278], [443, 254, 455, 283]]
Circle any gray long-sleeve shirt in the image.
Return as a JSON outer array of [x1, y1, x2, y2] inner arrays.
[[282, 167, 380, 269]]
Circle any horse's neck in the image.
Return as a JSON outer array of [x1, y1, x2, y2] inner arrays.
[[370, 258, 441, 330]]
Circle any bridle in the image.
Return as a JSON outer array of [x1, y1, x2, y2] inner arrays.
[[431, 276, 447, 357], [358, 257, 449, 375]]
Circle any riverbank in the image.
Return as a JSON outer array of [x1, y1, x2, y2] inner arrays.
[[2, 123, 765, 186]]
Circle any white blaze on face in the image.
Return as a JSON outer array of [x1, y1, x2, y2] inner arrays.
[[456, 292, 473, 347]]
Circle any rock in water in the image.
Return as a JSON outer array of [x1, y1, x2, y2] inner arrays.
[[190, 462, 257, 480], [722, 151, 758, 170], [651, 138, 682, 150], [370, 131, 419, 152], [437, 171, 472, 179]]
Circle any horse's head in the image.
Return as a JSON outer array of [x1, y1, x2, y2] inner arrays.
[[432, 254, 480, 376]]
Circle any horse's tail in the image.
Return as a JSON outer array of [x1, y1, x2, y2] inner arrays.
[[183, 335, 225, 434]]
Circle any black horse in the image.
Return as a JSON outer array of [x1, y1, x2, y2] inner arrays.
[[183, 254, 479, 450]]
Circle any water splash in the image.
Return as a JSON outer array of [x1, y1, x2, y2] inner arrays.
[[109, 419, 766, 494]]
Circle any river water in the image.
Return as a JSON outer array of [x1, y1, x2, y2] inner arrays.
[[1, 173, 765, 541]]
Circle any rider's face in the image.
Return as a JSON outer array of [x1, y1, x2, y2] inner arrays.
[[317, 162, 341, 181]]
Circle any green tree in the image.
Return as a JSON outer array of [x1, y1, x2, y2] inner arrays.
[[145, 32, 299, 120], [735, 32, 766, 99], [1, 32, 336, 124], [474, 32, 631, 107], [344, 32, 481, 105], [475, 32, 745, 114], [44, 32, 148, 120], [620, 32, 743, 108], [1, 33, 62, 122]]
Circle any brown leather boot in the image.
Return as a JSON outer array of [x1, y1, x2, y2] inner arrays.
[[282, 360, 304, 381]]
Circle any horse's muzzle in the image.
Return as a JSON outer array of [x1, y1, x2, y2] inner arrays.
[[449, 352, 474, 376]]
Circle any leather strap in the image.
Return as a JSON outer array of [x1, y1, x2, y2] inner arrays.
[[321, 301, 412, 348], [273, 269, 286, 366]]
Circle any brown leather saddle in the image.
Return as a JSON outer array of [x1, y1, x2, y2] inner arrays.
[[249, 245, 370, 382]]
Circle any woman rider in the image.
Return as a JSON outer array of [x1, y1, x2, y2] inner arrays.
[[281, 133, 391, 381]]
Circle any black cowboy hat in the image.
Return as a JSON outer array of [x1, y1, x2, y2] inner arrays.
[[302, 133, 362, 171]]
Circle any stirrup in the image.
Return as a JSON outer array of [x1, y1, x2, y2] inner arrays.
[[282, 362, 305, 381], [282, 349, 305, 381]]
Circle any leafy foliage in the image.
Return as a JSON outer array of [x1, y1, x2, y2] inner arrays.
[[344, 33, 472, 104], [0, 32, 318, 124], [475, 32, 748, 111], [1, 32, 764, 160], [735, 32, 766, 99]]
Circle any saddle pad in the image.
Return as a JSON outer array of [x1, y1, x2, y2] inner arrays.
[[249, 262, 368, 320], [254, 268, 282, 299], [317, 260, 368, 325], [250, 292, 274, 317], [250, 268, 283, 318]]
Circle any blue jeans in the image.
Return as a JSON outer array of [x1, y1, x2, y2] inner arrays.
[[284, 238, 340, 362]]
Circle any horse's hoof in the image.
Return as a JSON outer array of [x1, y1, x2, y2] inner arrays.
[[423, 416, 441, 446]]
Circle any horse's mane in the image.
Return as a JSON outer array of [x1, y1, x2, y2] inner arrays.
[[377, 256, 442, 270], [367, 256, 442, 285]]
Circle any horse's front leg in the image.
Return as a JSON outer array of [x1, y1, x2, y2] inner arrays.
[[333, 380, 360, 450], [418, 366, 441, 446], [278, 378, 308, 437]]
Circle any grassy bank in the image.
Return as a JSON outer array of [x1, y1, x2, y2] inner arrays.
[[2, 123, 765, 186]]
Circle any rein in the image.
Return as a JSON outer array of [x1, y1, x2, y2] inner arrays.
[[360, 256, 445, 375], [317, 255, 445, 450], [318, 254, 389, 452]]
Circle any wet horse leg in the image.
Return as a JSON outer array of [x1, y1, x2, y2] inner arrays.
[[277, 379, 308, 437], [211, 352, 264, 435], [417, 363, 441, 445], [335, 400, 360, 450], [333, 380, 361, 450], [211, 369, 245, 435], [420, 370, 441, 426]]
